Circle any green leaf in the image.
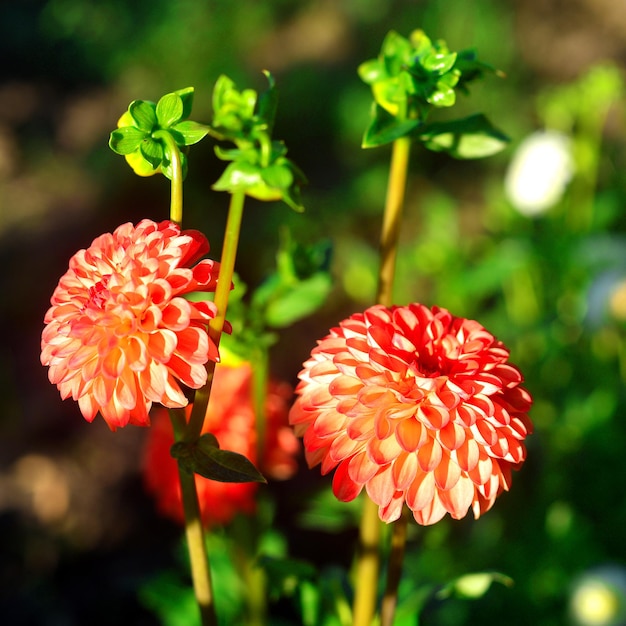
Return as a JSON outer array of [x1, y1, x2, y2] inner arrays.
[[428, 86, 456, 108], [265, 272, 332, 328], [171, 120, 210, 145], [417, 113, 509, 158], [108, 126, 147, 155], [156, 93, 184, 128], [170, 434, 266, 483], [422, 51, 457, 74], [140, 137, 164, 167], [437, 571, 514, 600], [362, 103, 422, 148], [129, 100, 157, 131], [357, 58, 386, 84], [257, 70, 278, 132]]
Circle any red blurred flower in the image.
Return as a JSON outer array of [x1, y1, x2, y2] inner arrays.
[[41, 219, 222, 431], [143, 362, 299, 527], [289, 303, 533, 526]]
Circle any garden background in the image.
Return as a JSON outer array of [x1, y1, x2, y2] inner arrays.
[[1, 0, 626, 624]]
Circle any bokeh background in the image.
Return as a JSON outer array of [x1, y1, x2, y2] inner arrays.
[[1, 0, 626, 624]]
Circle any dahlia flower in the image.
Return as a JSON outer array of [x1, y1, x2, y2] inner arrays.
[[143, 362, 299, 527], [41, 219, 222, 430], [289, 303, 533, 526]]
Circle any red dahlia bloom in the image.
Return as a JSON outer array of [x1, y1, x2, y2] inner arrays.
[[289, 303, 533, 525], [143, 362, 299, 527], [41, 219, 222, 430]]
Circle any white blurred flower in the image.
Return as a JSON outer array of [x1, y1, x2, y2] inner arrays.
[[570, 566, 626, 626], [505, 130, 574, 217]]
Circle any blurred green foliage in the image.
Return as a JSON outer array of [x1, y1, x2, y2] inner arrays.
[[2, 0, 626, 625]]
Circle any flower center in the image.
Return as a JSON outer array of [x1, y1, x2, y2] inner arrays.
[[87, 275, 111, 309]]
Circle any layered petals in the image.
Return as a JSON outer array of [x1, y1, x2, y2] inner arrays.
[[288, 303, 533, 525], [41, 219, 223, 430], [143, 362, 300, 527]]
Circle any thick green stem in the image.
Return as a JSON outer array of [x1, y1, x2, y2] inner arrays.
[[353, 497, 384, 626], [153, 130, 183, 226], [380, 508, 409, 626], [186, 190, 247, 442], [353, 136, 412, 626], [169, 409, 217, 626]]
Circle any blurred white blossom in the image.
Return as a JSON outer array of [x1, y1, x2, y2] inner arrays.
[[570, 565, 626, 626], [505, 130, 574, 216]]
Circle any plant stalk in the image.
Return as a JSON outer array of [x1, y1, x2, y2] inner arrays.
[[153, 130, 183, 226], [169, 408, 218, 626], [186, 189, 247, 442], [380, 508, 409, 626], [353, 136, 412, 626]]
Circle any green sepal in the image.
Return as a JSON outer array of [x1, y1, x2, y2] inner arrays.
[[416, 113, 509, 158], [170, 120, 210, 146], [171, 433, 267, 484], [140, 137, 165, 168], [174, 86, 195, 120], [129, 100, 157, 131], [108, 126, 148, 155], [422, 51, 457, 74], [362, 103, 422, 148], [156, 92, 184, 128]]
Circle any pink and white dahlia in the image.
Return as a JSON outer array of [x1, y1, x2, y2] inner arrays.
[[41, 219, 222, 430], [289, 303, 533, 525]]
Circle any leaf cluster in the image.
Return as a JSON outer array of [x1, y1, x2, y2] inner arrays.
[[359, 29, 508, 157], [109, 87, 209, 179], [210, 73, 307, 211]]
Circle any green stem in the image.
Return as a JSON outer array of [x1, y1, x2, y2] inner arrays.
[[153, 130, 183, 226], [380, 508, 409, 626], [353, 497, 384, 626], [377, 136, 412, 308], [186, 190, 247, 442], [353, 136, 412, 626], [169, 409, 217, 626]]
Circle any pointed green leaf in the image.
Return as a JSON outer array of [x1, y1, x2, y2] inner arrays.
[[257, 70, 278, 131], [140, 137, 164, 168], [171, 120, 210, 145], [362, 104, 421, 148], [171, 434, 266, 483], [416, 113, 509, 158], [129, 100, 157, 131], [156, 93, 184, 128], [109, 126, 147, 155]]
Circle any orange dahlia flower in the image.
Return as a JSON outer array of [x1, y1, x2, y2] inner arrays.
[[289, 303, 533, 526], [41, 219, 222, 431], [143, 361, 299, 527]]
